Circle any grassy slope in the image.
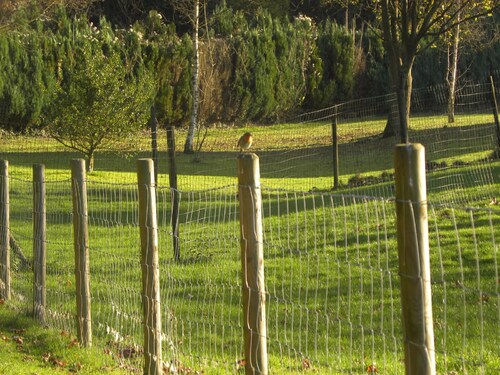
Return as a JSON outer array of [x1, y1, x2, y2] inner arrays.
[[0, 302, 136, 374]]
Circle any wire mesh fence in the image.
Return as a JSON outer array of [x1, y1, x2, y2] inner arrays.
[[1, 78, 499, 373], [1, 80, 499, 207], [3, 164, 499, 373]]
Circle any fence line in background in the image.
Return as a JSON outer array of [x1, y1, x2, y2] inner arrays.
[[1, 80, 499, 203]]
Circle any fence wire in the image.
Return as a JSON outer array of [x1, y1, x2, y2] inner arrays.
[[1, 80, 498, 207], [1, 79, 499, 374], [4, 173, 498, 373]]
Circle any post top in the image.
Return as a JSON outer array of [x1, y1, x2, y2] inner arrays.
[[237, 152, 259, 160], [394, 143, 424, 151]]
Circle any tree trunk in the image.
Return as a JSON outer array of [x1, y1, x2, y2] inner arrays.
[[383, 59, 413, 142], [397, 65, 412, 143], [447, 16, 461, 124], [183, 0, 200, 154], [86, 152, 94, 172]]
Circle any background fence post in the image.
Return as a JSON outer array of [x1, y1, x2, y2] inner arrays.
[[33, 164, 46, 323], [167, 125, 180, 260], [489, 76, 500, 154], [71, 159, 92, 347], [331, 106, 340, 190], [237, 153, 268, 375], [0, 160, 10, 301], [394, 144, 436, 375], [137, 159, 162, 375]]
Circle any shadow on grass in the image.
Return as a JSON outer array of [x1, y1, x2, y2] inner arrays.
[[1, 121, 497, 180]]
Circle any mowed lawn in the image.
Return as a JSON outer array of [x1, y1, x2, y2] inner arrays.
[[1, 114, 499, 373]]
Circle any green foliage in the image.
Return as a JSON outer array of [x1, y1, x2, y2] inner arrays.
[[223, 7, 321, 121], [353, 28, 389, 97], [0, 28, 57, 131], [152, 33, 193, 127], [230, 10, 278, 121], [10, 3, 498, 133], [42, 29, 154, 171], [307, 20, 354, 108], [209, 0, 248, 37]]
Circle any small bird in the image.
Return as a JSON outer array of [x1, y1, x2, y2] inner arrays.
[[237, 132, 253, 152]]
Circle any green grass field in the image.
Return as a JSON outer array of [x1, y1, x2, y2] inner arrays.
[[1, 114, 499, 374]]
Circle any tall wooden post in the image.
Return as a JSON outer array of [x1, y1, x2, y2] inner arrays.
[[33, 164, 46, 323], [489, 76, 500, 153], [394, 144, 436, 375], [237, 153, 268, 375], [0, 160, 10, 301], [137, 159, 162, 375], [71, 159, 92, 347], [331, 107, 340, 190], [167, 125, 180, 260]]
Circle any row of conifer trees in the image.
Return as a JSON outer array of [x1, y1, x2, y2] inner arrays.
[[1, 4, 498, 133]]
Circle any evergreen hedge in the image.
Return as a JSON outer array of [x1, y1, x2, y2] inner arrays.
[[2, 5, 496, 132]]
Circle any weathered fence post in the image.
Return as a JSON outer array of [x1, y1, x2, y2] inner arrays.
[[71, 159, 92, 347], [137, 159, 162, 375], [167, 125, 180, 260], [237, 153, 268, 375], [489, 76, 500, 153], [331, 106, 340, 190], [394, 144, 436, 375], [33, 164, 46, 323], [0, 160, 10, 300]]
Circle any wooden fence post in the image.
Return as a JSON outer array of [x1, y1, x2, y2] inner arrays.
[[237, 153, 268, 375], [33, 164, 46, 323], [331, 107, 340, 190], [489, 76, 500, 153], [137, 159, 162, 375], [394, 144, 436, 375], [0, 160, 10, 301], [167, 125, 180, 260], [71, 159, 92, 347]]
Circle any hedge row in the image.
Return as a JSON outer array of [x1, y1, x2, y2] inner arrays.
[[0, 7, 355, 131], [1, 5, 498, 132]]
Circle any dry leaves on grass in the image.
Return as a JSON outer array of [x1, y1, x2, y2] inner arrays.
[[42, 352, 67, 367], [366, 363, 378, 373], [302, 358, 312, 370], [12, 335, 23, 345], [68, 362, 83, 373], [235, 358, 246, 369], [163, 359, 204, 374]]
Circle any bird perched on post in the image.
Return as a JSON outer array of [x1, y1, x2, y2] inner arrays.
[[237, 132, 253, 152]]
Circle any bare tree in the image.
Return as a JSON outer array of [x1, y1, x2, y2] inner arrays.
[[169, 0, 203, 154], [443, 4, 500, 123], [445, 6, 461, 123], [0, 0, 98, 31], [373, 0, 499, 141]]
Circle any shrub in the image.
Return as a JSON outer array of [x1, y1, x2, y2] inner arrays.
[[42, 28, 154, 172]]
